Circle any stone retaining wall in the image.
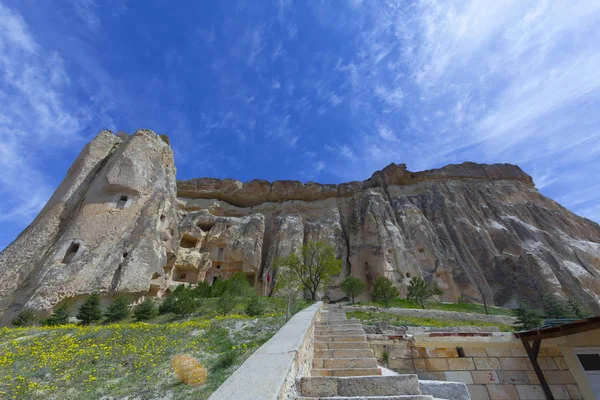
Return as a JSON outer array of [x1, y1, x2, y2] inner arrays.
[[209, 302, 323, 400], [367, 334, 583, 400]]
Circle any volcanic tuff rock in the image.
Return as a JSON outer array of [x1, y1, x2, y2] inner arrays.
[[1, 129, 599, 323], [0, 130, 179, 324]]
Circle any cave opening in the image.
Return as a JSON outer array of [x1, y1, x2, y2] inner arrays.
[[62, 242, 80, 264], [116, 195, 128, 210]]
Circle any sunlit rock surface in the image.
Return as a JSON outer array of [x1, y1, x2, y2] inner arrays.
[[1, 130, 599, 323]]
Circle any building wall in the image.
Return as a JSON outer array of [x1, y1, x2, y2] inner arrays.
[[367, 333, 586, 400]]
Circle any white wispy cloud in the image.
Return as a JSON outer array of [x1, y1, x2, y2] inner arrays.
[[0, 3, 87, 224], [315, 0, 600, 221], [72, 0, 101, 33]]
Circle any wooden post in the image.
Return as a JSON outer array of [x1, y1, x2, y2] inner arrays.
[[521, 338, 554, 400]]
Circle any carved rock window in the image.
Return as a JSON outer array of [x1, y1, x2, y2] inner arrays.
[[62, 242, 80, 264]]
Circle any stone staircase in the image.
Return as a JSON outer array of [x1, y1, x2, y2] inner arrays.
[[297, 305, 439, 400]]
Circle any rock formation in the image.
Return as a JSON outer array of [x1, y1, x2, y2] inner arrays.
[[0, 129, 178, 324], [1, 129, 599, 323]]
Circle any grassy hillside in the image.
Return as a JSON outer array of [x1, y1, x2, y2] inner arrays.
[[0, 293, 313, 400], [0, 314, 282, 400], [357, 298, 514, 316], [346, 310, 513, 331]]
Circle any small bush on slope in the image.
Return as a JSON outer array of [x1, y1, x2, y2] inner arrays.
[[77, 293, 103, 325], [341, 276, 366, 304], [104, 296, 131, 322], [244, 295, 265, 316], [513, 302, 544, 331], [371, 276, 399, 308], [134, 298, 158, 321], [217, 293, 238, 315], [12, 309, 38, 327], [45, 303, 70, 326]]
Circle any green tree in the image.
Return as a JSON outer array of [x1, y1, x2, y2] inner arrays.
[[45, 303, 70, 326], [245, 295, 265, 316], [371, 276, 399, 308], [226, 272, 254, 298], [193, 281, 211, 298], [134, 298, 158, 321], [173, 289, 198, 316], [567, 298, 592, 319], [209, 279, 229, 298], [217, 293, 238, 315], [341, 276, 366, 304], [273, 263, 302, 321], [104, 296, 131, 322], [406, 277, 443, 309], [514, 302, 544, 331], [542, 295, 573, 319], [12, 309, 38, 327], [158, 293, 176, 314], [77, 293, 103, 325], [274, 241, 342, 301]]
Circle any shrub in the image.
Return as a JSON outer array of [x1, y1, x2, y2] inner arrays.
[[382, 349, 389, 365], [217, 293, 238, 315], [104, 296, 131, 322], [226, 272, 254, 298], [45, 303, 70, 326], [77, 293, 103, 325], [245, 295, 265, 316], [514, 302, 544, 331], [567, 298, 592, 319], [12, 309, 38, 327], [158, 293, 176, 314], [193, 281, 211, 299], [209, 279, 229, 298], [371, 276, 399, 308], [341, 276, 366, 304], [406, 277, 443, 309], [542, 295, 573, 319], [211, 350, 237, 371], [171, 354, 207, 386], [173, 289, 198, 316], [134, 298, 158, 321]]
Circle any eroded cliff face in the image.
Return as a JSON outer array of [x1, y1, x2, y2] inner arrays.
[[1, 132, 599, 322], [177, 163, 600, 311], [0, 129, 179, 324]]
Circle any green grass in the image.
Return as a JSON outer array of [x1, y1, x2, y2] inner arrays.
[[346, 310, 514, 332], [356, 298, 514, 316], [0, 297, 311, 400]]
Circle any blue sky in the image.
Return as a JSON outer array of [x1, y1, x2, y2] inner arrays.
[[1, 1, 600, 250]]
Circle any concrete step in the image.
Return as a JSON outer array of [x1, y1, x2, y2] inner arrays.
[[418, 380, 470, 400], [315, 349, 374, 359], [317, 320, 359, 325], [315, 335, 367, 343], [315, 332, 365, 337], [313, 358, 378, 369], [312, 368, 382, 377], [315, 330, 365, 336], [297, 396, 435, 400], [315, 325, 364, 331], [301, 375, 420, 397], [315, 342, 371, 350]]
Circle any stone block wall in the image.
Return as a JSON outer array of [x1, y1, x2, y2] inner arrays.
[[367, 335, 583, 400]]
